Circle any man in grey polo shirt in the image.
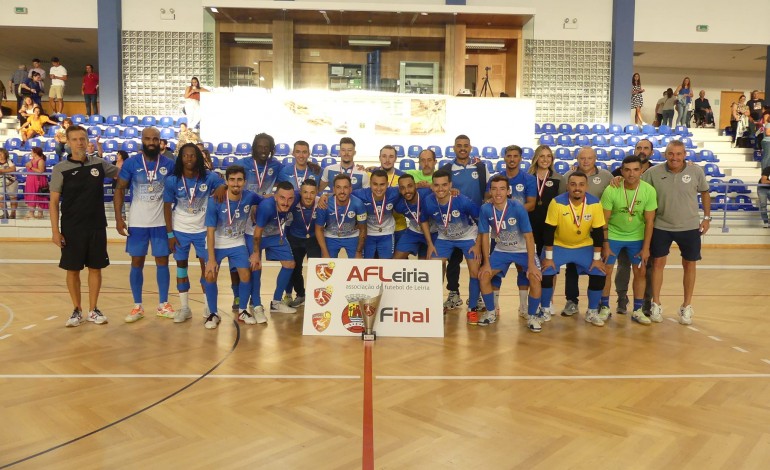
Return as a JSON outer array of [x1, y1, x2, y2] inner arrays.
[[642, 140, 711, 325], [561, 146, 614, 316]]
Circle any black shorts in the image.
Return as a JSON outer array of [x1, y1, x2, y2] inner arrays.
[[59, 227, 110, 271], [650, 228, 701, 261]]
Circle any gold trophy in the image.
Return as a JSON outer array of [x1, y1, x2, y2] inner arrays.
[[358, 284, 383, 341]]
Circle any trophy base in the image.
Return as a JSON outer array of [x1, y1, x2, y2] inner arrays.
[[362, 332, 376, 341]]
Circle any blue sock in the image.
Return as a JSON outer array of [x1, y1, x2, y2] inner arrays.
[[468, 278, 480, 309], [492, 275, 503, 289], [528, 296, 540, 315], [587, 289, 602, 310], [157, 264, 170, 303], [204, 281, 218, 315], [231, 283, 239, 299], [250, 269, 262, 306], [482, 292, 495, 312], [541, 288, 553, 308], [129, 266, 143, 304], [274, 267, 293, 302], [199, 277, 205, 293], [238, 281, 250, 310], [633, 298, 644, 311], [600, 295, 610, 307]]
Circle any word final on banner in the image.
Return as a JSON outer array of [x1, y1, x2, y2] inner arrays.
[[302, 258, 444, 338]]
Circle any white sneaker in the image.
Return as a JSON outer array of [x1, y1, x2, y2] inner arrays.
[[561, 300, 579, 317], [598, 305, 612, 322], [156, 302, 176, 319], [238, 309, 257, 325], [631, 309, 651, 325], [204, 313, 221, 329], [649, 302, 663, 323], [271, 300, 297, 314], [477, 309, 497, 326], [585, 308, 605, 327], [679, 305, 694, 325], [202, 306, 210, 319], [252, 305, 268, 324], [443, 291, 463, 310], [174, 306, 192, 323], [527, 313, 543, 333], [281, 294, 293, 305], [87, 308, 108, 325], [518, 305, 527, 319], [541, 307, 553, 322], [65, 309, 83, 327]]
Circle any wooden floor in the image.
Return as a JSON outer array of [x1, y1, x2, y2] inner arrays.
[[1, 241, 770, 469]]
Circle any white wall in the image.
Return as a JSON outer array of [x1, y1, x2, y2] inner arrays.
[[634, 66, 764, 124], [122, 0, 205, 32], [635, 0, 770, 44], [0, 0, 97, 28]]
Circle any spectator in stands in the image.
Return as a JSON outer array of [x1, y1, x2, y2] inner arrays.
[[159, 139, 174, 159], [201, 148, 214, 171], [659, 88, 676, 127], [81, 64, 99, 116], [631, 73, 645, 125], [19, 106, 55, 141], [654, 91, 666, 126], [19, 71, 45, 108], [757, 165, 770, 228], [674, 77, 693, 127], [17, 96, 36, 125], [694, 90, 715, 127], [406, 148, 437, 187], [24, 147, 49, 219], [29, 59, 46, 82], [0, 148, 19, 219], [177, 122, 200, 147], [86, 137, 103, 158], [747, 90, 765, 139], [54, 118, 73, 160], [48, 57, 68, 115], [9, 64, 27, 111], [731, 94, 750, 146], [183, 77, 207, 130]]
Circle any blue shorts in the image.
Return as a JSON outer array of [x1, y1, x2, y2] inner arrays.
[[543, 245, 605, 276], [244, 235, 294, 264], [605, 239, 643, 265], [126, 226, 170, 257], [326, 237, 359, 258], [490, 251, 536, 277], [395, 230, 438, 257], [393, 229, 405, 248], [173, 231, 208, 262], [432, 238, 477, 261], [364, 233, 394, 259], [215, 245, 250, 269]]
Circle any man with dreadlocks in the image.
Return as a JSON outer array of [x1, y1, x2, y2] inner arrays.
[[163, 143, 226, 322]]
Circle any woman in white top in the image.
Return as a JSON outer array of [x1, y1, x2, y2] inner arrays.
[[0, 148, 19, 219], [183, 77, 208, 130]]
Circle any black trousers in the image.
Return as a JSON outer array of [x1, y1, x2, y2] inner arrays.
[[445, 248, 463, 292], [287, 234, 321, 297]]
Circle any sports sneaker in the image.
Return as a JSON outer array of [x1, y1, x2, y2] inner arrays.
[[231, 297, 240, 314], [156, 302, 176, 319], [541, 307, 553, 322], [87, 308, 108, 325], [270, 300, 297, 314], [616, 295, 629, 314], [518, 305, 527, 319], [202, 305, 210, 319], [649, 302, 663, 323], [527, 313, 543, 333], [289, 295, 306, 308], [174, 306, 192, 323], [252, 305, 268, 324], [678, 305, 694, 325], [585, 308, 605, 327], [598, 305, 612, 322], [443, 291, 463, 310], [125, 305, 145, 323], [466, 308, 479, 325], [281, 294, 293, 305], [65, 309, 83, 327], [477, 309, 497, 326], [238, 309, 257, 325], [204, 313, 221, 329], [631, 309, 651, 325], [561, 300, 579, 317]]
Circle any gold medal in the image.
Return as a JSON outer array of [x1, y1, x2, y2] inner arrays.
[[147, 185, 154, 192], [537, 200, 542, 206]]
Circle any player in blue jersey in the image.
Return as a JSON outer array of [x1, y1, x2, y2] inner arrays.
[[478, 175, 543, 330], [114, 127, 178, 323], [163, 143, 225, 322], [422, 169, 482, 324], [249, 181, 297, 318], [393, 173, 436, 259], [318, 137, 370, 192], [203, 165, 262, 329], [352, 169, 402, 259], [315, 174, 367, 258], [282, 179, 322, 307], [277, 140, 321, 190]]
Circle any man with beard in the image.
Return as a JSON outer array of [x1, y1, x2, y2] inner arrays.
[[115, 127, 177, 323], [277, 140, 321, 190], [282, 179, 322, 308], [315, 174, 367, 259], [318, 137, 370, 192], [353, 169, 402, 259], [393, 173, 436, 259]]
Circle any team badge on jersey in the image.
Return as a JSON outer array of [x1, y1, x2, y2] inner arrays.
[[471, 171, 479, 179], [451, 210, 460, 217], [682, 175, 691, 183], [159, 167, 168, 176], [515, 184, 524, 192], [200, 183, 208, 191], [507, 217, 517, 225], [593, 176, 601, 184], [545, 180, 554, 187], [90, 168, 99, 177]]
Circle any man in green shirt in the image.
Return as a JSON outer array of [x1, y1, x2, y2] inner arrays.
[[600, 155, 658, 325], [406, 148, 436, 186]]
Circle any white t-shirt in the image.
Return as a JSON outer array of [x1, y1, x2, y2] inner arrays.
[[50, 65, 67, 87]]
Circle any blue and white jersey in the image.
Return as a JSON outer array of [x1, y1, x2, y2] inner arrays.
[[423, 193, 479, 241], [393, 188, 435, 234], [287, 196, 319, 238], [478, 200, 532, 254], [352, 187, 401, 236], [488, 171, 537, 207], [447, 161, 490, 207], [205, 190, 261, 249], [163, 171, 224, 234], [236, 156, 283, 196], [320, 164, 370, 191], [255, 197, 294, 242], [315, 195, 367, 239], [277, 163, 321, 190], [119, 155, 175, 227]]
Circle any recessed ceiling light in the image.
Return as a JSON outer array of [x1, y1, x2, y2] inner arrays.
[[420, 12, 428, 16], [210, 7, 218, 13]]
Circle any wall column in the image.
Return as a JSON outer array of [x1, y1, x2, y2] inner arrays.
[[609, 0, 635, 126], [444, 24, 466, 96], [272, 20, 294, 90], [97, 0, 122, 116]]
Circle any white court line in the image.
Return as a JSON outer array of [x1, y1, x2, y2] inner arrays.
[[378, 374, 770, 381], [0, 334, 11, 340], [688, 326, 700, 332], [733, 347, 749, 353], [0, 374, 360, 380], [45, 316, 57, 321], [666, 318, 678, 323], [762, 359, 770, 366], [21, 324, 36, 330], [708, 336, 723, 342], [0, 303, 14, 334]]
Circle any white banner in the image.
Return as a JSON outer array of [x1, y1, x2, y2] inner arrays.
[[302, 258, 444, 338]]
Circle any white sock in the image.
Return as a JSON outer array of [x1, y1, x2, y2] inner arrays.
[[180, 292, 189, 309], [493, 291, 500, 309], [134, 303, 142, 309], [519, 290, 528, 310]]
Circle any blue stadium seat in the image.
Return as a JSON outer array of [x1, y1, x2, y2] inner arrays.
[[88, 114, 105, 125], [493, 160, 505, 172], [88, 127, 101, 138], [519, 161, 531, 172], [711, 194, 727, 210], [608, 124, 624, 135], [393, 145, 405, 158], [735, 195, 757, 210], [575, 124, 590, 135], [320, 157, 336, 168], [641, 124, 657, 135], [274, 143, 289, 157], [437, 159, 452, 168], [556, 135, 573, 147], [687, 150, 700, 162], [209, 156, 220, 168], [399, 159, 416, 171], [596, 162, 608, 170], [541, 123, 557, 134], [539, 135, 556, 146], [699, 150, 717, 162], [234, 143, 252, 156], [167, 141, 176, 151], [651, 149, 664, 162], [649, 136, 663, 148], [558, 123, 573, 135], [121, 140, 140, 152], [610, 161, 621, 173], [555, 148, 572, 160], [407, 145, 423, 158], [704, 163, 725, 177], [106, 115, 121, 125], [45, 125, 58, 137], [4, 138, 21, 150], [222, 156, 237, 168], [159, 128, 175, 140], [71, 114, 87, 125], [176, 117, 188, 126], [593, 124, 609, 135], [44, 140, 56, 153], [482, 146, 498, 159], [728, 178, 751, 194], [470, 147, 479, 158], [282, 156, 295, 166], [312, 144, 329, 157], [682, 137, 696, 149], [658, 125, 672, 136], [428, 145, 443, 158], [574, 135, 590, 147], [609, 148, 626, 161], [709, 178, 726, 193], [625, 125, 641, 135], [104, 126, 121, 138], [122, 127, 139, 139], [521, 147, 534, 159], [102, 139, 119, 153], [445, 147, 456, 158], [202, 142, 214, 153], [330, 144, 340, 157], [610, 136, 625, 147], [140, 116, 156, 127], [534, 123, 542, 134], [215, 142, 233, 156], [158, 116, 175, 128], [673, 125, 691, 136], [571, 148, 582, 159], [595, 148, 609, 161], [28, 138, 43, 149], [123, 116, 139, 126], [554, 161, 570, 175], [592, 136, 609, 147], [626, 135, 640, 147], [482, 160, 494, 173]]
